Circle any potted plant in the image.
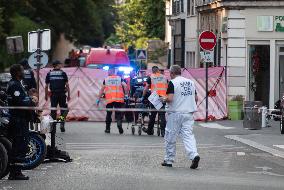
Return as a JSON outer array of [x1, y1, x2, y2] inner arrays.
[[228, 95, 244, 120]]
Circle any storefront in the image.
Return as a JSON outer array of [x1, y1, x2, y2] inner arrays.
[[244, 9, 284, 108]]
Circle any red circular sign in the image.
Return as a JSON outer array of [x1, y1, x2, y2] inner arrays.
[[199, 31, 217, 51]]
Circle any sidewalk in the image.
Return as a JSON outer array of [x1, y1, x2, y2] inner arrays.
[[197, 120, 284, 159]]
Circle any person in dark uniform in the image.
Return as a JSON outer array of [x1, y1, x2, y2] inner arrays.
[[18, 59, 37, 130], [45, 60, 70, 132], [19, 59, 37, 92], [7, 64, 37, 180]]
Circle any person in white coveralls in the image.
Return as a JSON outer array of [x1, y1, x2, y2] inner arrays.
[[161, 65, 200, 169]]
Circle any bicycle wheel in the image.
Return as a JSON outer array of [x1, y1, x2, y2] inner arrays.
[[281, 115, 284, 134], [0, 143, 8, 179], [0, 137, 11, 178], [22, 132, 47, 170]]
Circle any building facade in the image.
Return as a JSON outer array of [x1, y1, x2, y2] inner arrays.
[[166, 0, 284, 108]]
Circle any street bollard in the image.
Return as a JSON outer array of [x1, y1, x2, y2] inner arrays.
[[261, 106, 268, 128]]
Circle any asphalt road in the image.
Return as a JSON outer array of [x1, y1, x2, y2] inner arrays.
[[1, 121, 284, 190]]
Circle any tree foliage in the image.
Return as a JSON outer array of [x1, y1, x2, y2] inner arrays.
[[115, 0, 165, 46], [18, 0, 116, 46], [0, 0, 117, 70]]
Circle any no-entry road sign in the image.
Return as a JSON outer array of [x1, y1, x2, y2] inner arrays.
[[199, 31, 216, 51]]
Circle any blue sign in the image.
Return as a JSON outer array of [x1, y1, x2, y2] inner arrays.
[[136, 49, 147, 60]]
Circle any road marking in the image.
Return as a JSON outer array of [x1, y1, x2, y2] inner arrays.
[[255, 166, 272, 171], [225, 135, 284, 159], [247, 171, 284, 177], [66, 143, 237, 150], [199, 123, 234, 130], [273, 145, 284, 149], [247, 166, 284, 177], [237, 152, 246, 156], [1, 187, 13, 190], [221, 146, 245, 150]]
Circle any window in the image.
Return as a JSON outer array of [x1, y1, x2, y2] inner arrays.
[[172, 0, 185, 15], [187, 0, 195, 16], [176, 0, 180, 14], [187, 51, 195, 68]]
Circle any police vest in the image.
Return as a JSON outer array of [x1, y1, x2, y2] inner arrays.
[[104, 75, 124, 104], [150, 73, 167, 96], [167, 76, 197, 113], [48, 70, 66, 93]]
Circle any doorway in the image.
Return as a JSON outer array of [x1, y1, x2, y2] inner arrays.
[[249, 45, 270, 106], [279, 47, 284, 98]]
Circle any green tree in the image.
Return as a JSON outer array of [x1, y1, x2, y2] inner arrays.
[[115, 0, 147, 44], [115, 0, 165, 45], [0, 8, 4, 39], [141, 0, 165, 39], [94, 0, 117, 41], [0, 0, 118, 70]]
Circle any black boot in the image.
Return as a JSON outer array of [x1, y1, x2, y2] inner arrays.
[[117, 120, 124, 134], [60, 123, 65, 132], [161, 129, 165, 137], [105, 123, 111, 133], [8, 166, 29, 180]]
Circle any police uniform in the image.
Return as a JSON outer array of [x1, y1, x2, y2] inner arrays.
[[103, 75, 125, 134], [164, 76, 199, 167], [22, 69, 36, 91], [145, 73, 167, 136], [45, 69, 69, 123], [7, 78, 33, 173]]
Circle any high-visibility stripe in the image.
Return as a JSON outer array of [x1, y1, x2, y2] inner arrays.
[[106, 98, 124, 104], [155, 87, 167, 90], [150, 73, 168, 96]]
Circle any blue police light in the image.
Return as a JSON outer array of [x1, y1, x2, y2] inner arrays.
[[103, 66, 110, 71], [118, 66, 133, 74]]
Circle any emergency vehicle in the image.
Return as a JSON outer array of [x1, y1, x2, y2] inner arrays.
[[84, 48, 132, 74]]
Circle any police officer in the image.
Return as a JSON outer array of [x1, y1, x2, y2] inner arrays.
[[45, 60, 70, 132], [19, 59, 37, 92], [161, 65, 200, 169], [97, 68, 127, 134], [142, 66, 167, 137], [7, 64, 37, 180]]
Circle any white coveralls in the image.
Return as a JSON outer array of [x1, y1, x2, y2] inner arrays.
[[164, 76, 199, 164]]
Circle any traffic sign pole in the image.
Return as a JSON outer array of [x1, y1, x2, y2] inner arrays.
[[199, 31, 217, 122], [36, 29, 43, 98], [205, 59, 208, 122]]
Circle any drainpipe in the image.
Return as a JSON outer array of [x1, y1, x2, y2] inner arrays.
[[196, 11, 200, 68]]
